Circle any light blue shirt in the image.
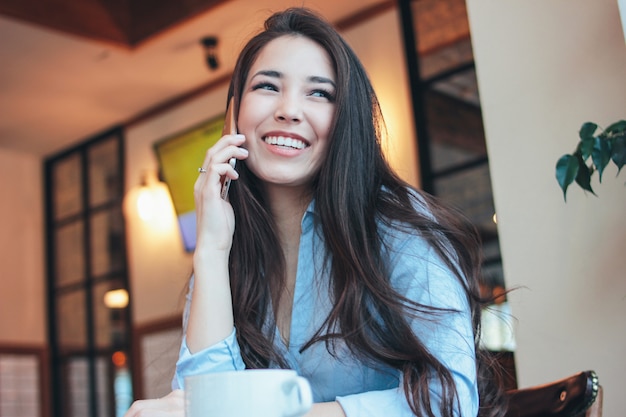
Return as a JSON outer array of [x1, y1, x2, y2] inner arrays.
[[173, 200, 478, 417]]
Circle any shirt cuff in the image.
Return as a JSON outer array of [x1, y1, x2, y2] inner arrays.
[[172, 327, 246, 390]]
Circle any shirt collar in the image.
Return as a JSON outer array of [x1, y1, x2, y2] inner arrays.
[[301, 199, 316, 234]]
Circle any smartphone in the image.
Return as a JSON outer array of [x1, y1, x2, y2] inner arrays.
[[220, 97, 237, 200]]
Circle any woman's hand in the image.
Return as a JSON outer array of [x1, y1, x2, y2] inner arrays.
[[123, 390, 184, 417], [187, 133, 247, 352], [194, 133, 247, 252]]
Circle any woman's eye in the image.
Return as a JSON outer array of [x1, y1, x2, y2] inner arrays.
[[252, 82, 278, 92], [311, 89, 336, 102]]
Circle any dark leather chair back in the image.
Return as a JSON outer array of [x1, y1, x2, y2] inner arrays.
[[504, 370, 602, 417]]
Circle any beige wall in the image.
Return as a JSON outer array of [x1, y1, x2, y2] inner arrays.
[[0, 148, 46, 345], [125, 85, 229, 324], [466, 0, 626, 415]]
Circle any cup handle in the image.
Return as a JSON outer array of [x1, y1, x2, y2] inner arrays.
[[282, 376, 313, 417]]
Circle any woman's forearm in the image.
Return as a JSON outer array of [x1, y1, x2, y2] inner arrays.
[[186, 250, 234, 353]]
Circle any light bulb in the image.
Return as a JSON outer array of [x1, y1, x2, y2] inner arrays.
[[104, 289, 129, 309]]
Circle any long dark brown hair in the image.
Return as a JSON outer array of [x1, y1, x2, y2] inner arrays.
[[223, 7, 505, 417]]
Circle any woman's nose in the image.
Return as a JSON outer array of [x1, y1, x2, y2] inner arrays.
[[274, 95, 302, 123]]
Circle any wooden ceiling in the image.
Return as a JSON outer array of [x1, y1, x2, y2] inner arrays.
[[0, 0, 228, 48], [0, 0, 472, 50]]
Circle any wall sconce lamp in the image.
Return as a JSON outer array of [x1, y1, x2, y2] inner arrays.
[[201, 36, 219, 70], [103, 288, 129, 309], [124, 171, 173, 223]]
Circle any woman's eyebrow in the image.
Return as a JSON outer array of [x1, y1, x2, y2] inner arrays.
[[309, 76, 336, 89], [251, 70, 282, 80], [251, 70, 335, 88]]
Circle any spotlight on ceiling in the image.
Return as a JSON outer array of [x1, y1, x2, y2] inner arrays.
[[200, 36, 219, 71]]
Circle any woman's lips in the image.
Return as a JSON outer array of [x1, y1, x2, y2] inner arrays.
[[263, 135, 307, 149]]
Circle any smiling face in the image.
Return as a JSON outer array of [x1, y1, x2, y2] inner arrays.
[[237, 35, 336, 194]]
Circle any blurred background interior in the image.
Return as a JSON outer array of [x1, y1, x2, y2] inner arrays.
[[0, 0, 624, 416]]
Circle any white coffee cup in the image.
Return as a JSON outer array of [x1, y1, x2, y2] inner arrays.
[[185, 369, 313, 417]]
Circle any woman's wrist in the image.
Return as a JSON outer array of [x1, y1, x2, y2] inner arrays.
[[193, 246, 230, 270]]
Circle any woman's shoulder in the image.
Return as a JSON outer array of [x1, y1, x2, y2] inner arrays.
[[376, 186, 458, 275]]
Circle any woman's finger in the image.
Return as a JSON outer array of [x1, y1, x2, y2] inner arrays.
[[199, 134, 246, 171], [194, 158, 241, 198], [195, 145, 247, 199]]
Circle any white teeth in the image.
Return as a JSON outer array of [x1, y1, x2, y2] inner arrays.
[[264, 136, 306, 149]]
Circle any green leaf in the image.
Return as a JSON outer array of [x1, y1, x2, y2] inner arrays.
[[558, 120, 625, 199], [556, 154, 579, 200], [578, 122, 598, 161], [579, 122, 598, 140], [574, 157, 596, 196], [605, 120, 626, 134], [611, 135, 626, 173], [578, 137, 594, 161], [592, 136, 612, 182]]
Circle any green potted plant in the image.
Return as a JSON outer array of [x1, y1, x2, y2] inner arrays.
[[555, 119, 626, 200]]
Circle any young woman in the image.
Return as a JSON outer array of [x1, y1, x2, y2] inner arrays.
[[126, 7, 504, 417]]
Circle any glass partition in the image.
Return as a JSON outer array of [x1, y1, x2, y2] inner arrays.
[[45, 128, 133, 416]]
